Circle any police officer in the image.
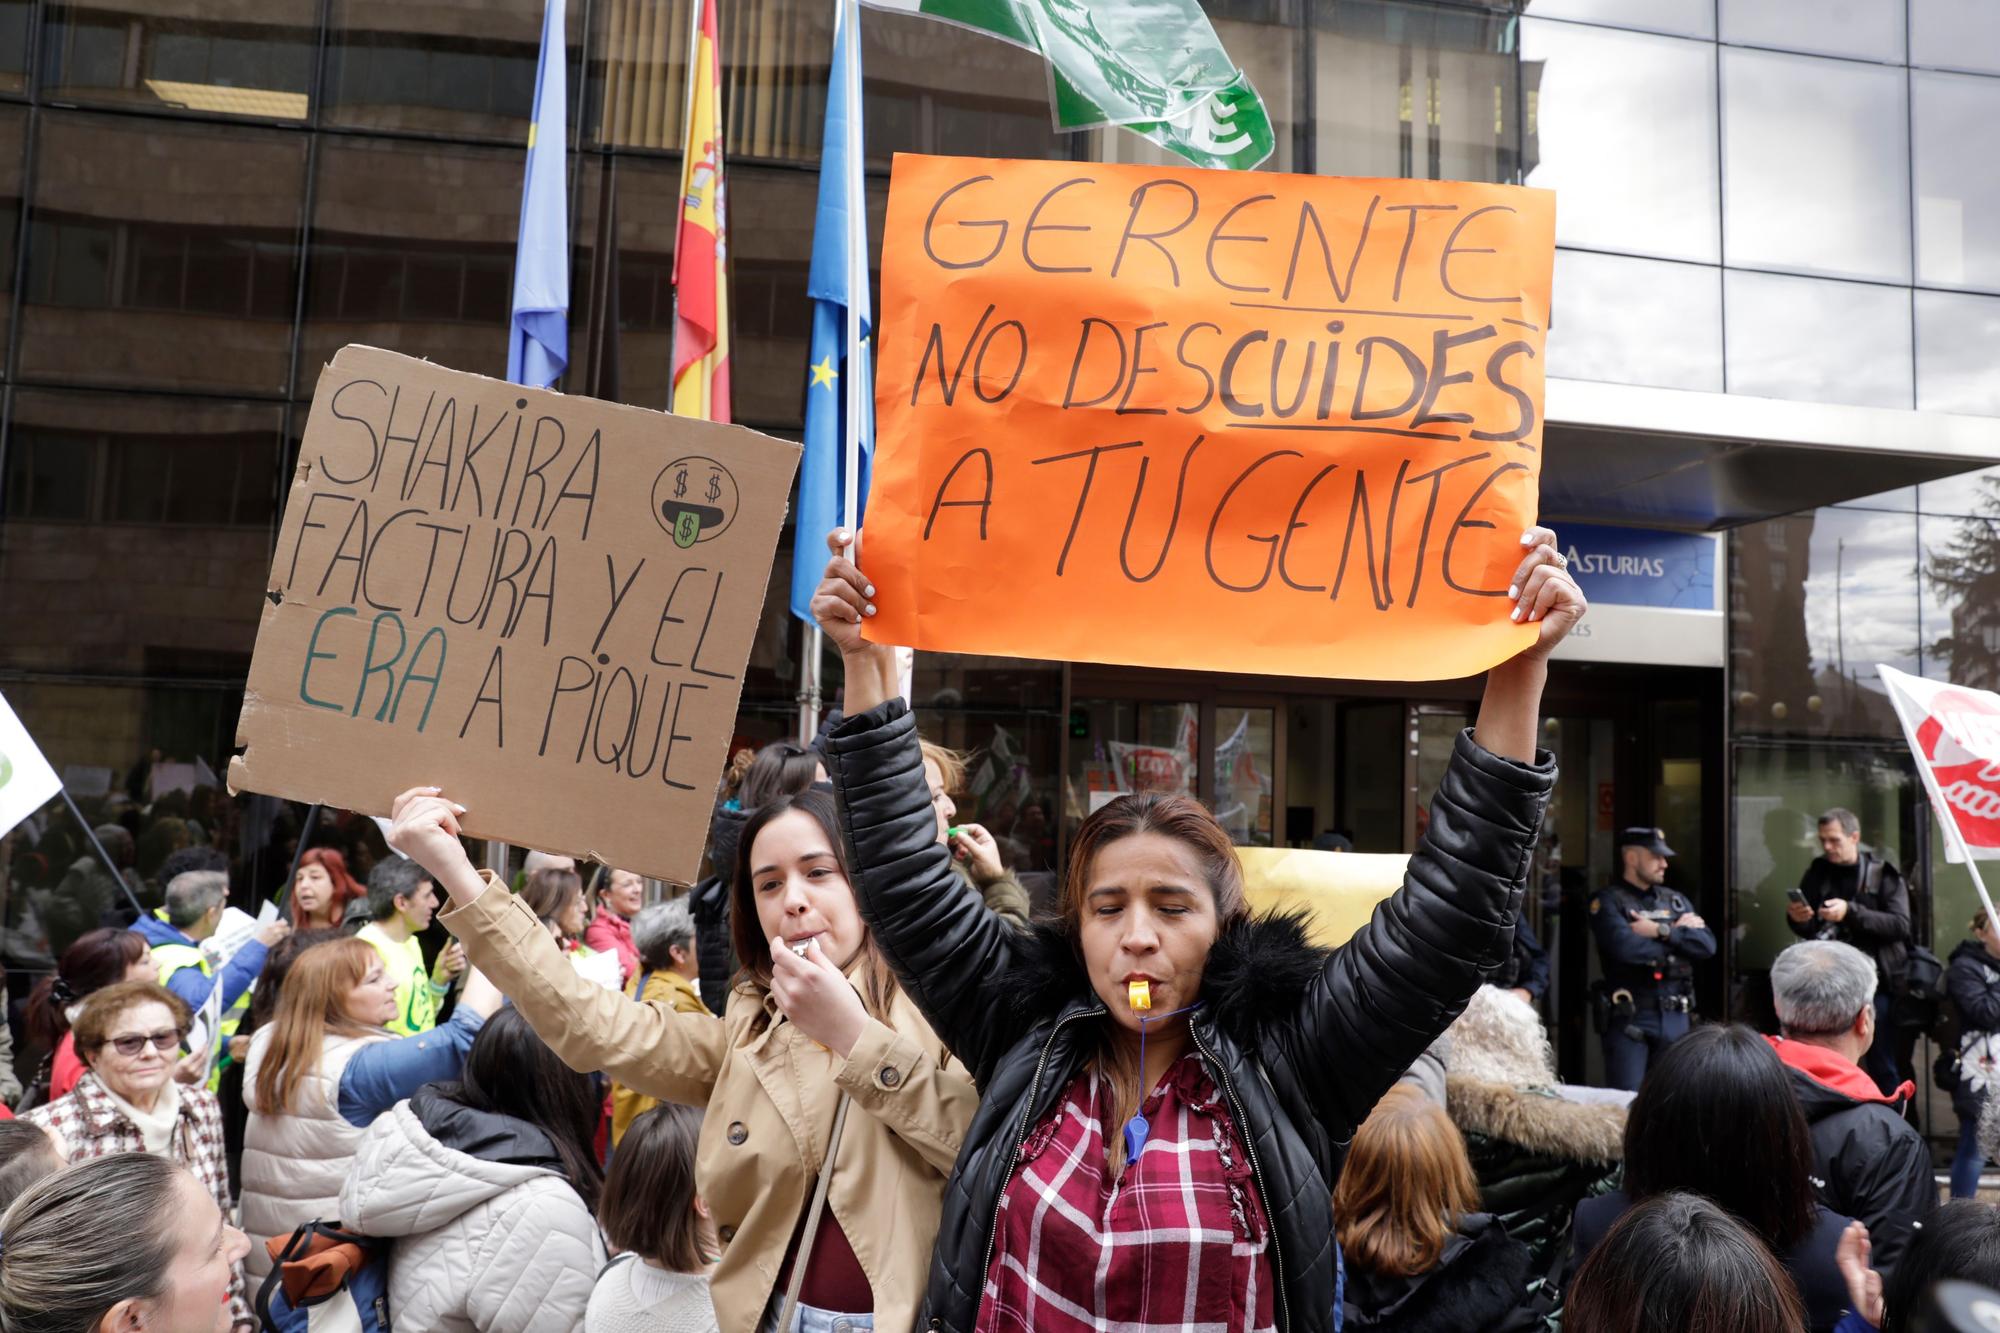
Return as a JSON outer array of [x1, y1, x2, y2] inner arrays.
[[1591, 827, 1716, 1091]]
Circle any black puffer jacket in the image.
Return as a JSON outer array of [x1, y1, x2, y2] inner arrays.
[[823, 699, 1554, 1333], [690, 802, 745, 1014], [1341, 1212, 1546, 1333]]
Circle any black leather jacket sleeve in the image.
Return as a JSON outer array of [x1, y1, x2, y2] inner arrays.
[[1268, 728, 1554, 1144], [823, 699, 1033, 1082]]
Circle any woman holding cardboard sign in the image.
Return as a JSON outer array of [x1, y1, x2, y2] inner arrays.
[[383, 782, 977, 1333], [808, 524, 1583, 1333]]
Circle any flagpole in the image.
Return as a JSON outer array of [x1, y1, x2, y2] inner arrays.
[[800, 625, 824, 744], [59, 788, 144, 919], [840, 0, 864, 545], [1884, 672, 2000, 926]]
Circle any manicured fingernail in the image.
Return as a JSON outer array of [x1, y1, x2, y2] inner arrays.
[[1521, 531, 1534, 544], [864, 604, 877, 617], [1507, 584, 1519, 600], [864, 585, 876, 597], [452, 803, 467, 813], [1511, 607, 1522, 621]]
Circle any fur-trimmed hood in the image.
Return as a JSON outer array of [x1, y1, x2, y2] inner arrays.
[[1446, 1076, 1626, 1164], [998, 908, 1331, 1049]]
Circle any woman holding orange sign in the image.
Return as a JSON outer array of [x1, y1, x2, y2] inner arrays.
[[809, 523, 1584, 1333]]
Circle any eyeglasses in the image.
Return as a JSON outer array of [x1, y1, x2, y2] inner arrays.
[[104, 1028, 184, 1058]]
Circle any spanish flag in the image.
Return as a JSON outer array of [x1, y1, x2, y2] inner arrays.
[[671, 0, 730, 421]]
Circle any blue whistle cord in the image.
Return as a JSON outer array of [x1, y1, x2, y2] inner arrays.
[[1123, 1001, 1203, 1165]]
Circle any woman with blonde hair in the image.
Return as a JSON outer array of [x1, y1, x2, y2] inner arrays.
[[1335, 1084, 1545, 1331], [240, 935, 503, 1282]]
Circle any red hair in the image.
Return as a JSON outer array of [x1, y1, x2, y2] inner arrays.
[[292, 847, 364, 929]]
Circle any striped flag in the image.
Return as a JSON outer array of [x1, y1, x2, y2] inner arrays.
[[670, 0, 730, 421]]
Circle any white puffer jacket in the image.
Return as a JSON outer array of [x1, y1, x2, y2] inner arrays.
[[339, 1090, 605, 1333], [241, 1028, 383, 1282]]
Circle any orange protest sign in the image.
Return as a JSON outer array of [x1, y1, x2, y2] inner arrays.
[[864, 155, 1554, 680]]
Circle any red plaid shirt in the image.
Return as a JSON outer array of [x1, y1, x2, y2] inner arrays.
[[975, 1051, 1277, 1333]]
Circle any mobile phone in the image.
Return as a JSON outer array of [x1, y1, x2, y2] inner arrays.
[[1786, 888, 1809, 906]]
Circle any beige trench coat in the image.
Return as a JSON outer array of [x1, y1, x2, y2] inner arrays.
[[442, 873, 976, 1333]]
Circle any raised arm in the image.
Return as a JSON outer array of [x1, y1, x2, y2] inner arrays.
[[1271, 527, 1581, 1141], [387, 789, 729, 1106], [336, 968, 502, 1125], [820, 697, 1033, 1084]]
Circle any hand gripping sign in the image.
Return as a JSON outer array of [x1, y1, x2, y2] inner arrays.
[[230, 346, 801, 885], [862, 155, 1555, 680]]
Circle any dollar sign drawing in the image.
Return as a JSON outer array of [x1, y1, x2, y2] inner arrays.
[[673, 467, 687, 499], [706, 472, 722, 504], [674, 511, 701, 549]]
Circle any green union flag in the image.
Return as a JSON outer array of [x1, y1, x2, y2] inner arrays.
[[862, 0, 1276, 171]]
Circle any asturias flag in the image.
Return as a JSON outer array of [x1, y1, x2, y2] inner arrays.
[[789, 8, 871, 622], [671, 0, 731, 421], [507, 0, 569, 388]]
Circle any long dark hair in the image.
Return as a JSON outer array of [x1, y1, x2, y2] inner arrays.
[[1564, 1192, 1807, 1333], [1624, 1024, 1820, 1252], [1879, 1200, 2000, 1332], [440, 1008, 603, 1211], [730, 790, 899, 1020], [22, 928, 149, 1054]]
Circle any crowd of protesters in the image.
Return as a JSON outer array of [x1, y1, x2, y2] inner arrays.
[[4, 529, 2000, 1333]]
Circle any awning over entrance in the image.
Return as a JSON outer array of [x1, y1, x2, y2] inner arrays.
[[1540, 378, 2000, 532]]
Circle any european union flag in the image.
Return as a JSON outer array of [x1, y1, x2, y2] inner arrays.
[[790, 9, 871, 622], [507, 0, 568, 388]]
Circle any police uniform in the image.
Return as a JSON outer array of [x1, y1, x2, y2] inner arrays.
[[1590, 828, 1716, 1091]]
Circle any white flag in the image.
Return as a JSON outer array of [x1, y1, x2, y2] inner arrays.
[[1878, 664, 2000, 864], [0, 691, 60, 840]]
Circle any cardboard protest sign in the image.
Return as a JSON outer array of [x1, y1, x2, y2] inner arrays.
[[230, 346, 801, 884], [864, 155, 1555, 680]]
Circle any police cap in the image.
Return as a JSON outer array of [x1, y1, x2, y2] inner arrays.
[[1617, 827, 1677, 857]]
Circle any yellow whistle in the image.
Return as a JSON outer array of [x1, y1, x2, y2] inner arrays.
[[1128, 980, 1152, 1011]]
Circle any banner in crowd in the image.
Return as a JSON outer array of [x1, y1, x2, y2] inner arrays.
[[1880, 664, 2000, 864], [230, 346, 801, 884], [0, 690, 60, 839], [864, 155, 1555, 680]]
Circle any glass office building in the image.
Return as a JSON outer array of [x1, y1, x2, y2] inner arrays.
[[0, 0, 1996, 1089]]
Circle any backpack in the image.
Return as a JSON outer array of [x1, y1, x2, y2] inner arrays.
[[255, 1220, 392, 1333], [1901, 944, 1949, 1021]]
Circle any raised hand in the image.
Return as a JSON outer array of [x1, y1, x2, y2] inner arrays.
[[1507, 526, 1587, 659], [810, 528, 875, 656], [387, 787, 481, 905]]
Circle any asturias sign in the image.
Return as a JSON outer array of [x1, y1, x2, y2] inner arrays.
[[1559, 523, 1716, 612]]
